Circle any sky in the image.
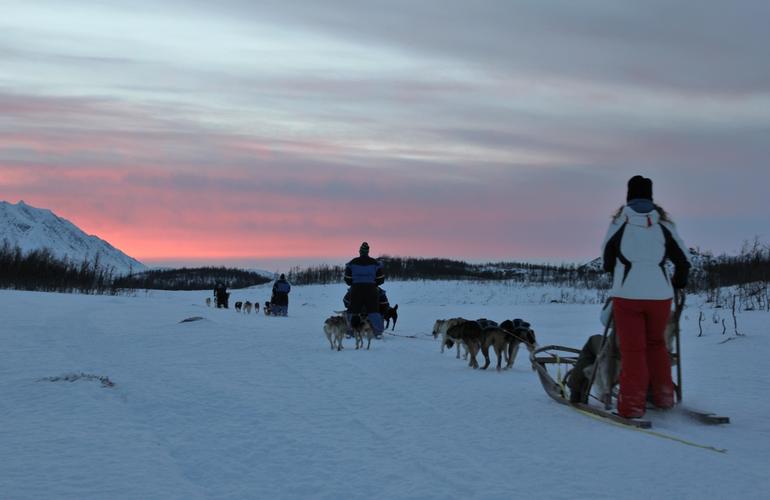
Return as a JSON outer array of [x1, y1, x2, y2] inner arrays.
[[1, 0, 769, 269]]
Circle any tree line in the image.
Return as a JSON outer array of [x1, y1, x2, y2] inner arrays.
[[286, 256, 608, 288], [2, 240, 769, 308], [113, 266, 272, 291], [0, 242, 271, 293], [0, 241, 115, 293], [691, 238, 770, 311]]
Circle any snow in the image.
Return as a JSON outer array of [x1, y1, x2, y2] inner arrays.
[[1, 280, 769, 499], [0, 200, 146, 276]]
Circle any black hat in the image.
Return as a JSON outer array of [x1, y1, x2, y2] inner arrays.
[[360, 241, 370, 255], [627, 175, 653, 202], [279, 273, 285, 279]]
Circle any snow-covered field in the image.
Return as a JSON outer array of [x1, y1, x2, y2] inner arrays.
[[1, 281, 768, 500]]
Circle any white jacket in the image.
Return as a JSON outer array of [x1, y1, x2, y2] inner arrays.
[[601, 205, 690, 300]]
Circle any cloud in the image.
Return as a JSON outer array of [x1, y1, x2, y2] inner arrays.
[[1, 2, 769, 264], [175, 0, 770, 95]]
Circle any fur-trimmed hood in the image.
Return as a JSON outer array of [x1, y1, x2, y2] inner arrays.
[[621, 205, 660, 228]]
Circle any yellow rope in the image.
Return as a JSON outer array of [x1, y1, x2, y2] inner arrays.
[[572, 408, 727, 454]]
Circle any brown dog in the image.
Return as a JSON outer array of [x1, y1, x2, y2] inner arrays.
[[350, 312, 376, 350], [445, 320, 484, 368], [499, 319, 538, 369]]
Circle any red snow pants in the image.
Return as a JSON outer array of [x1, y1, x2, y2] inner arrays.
[[613, 297, 674, 418]]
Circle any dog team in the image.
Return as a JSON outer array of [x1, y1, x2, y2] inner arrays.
[[206, 296, 285, 316], [204, 280, 535, 368], [432, 317, 538, 370], [202, 242, 541, 369]]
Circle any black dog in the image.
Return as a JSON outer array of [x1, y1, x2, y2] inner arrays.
[[384, 304, 399, 330], [264, 301, 272, 316]]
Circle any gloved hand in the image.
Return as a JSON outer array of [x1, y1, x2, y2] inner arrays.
[[672, 268, 688, 289]]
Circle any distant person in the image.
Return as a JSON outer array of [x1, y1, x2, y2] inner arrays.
[[214, 282, 229, 309], [601, 175, 690, 418], [344, 242, 385, 336], [271, 274, 291, 316]]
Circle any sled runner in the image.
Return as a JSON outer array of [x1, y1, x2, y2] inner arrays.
[[529, 291, 730, 428]]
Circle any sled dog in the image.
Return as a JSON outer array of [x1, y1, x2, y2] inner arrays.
[[432, 318, 468, 359], [384, 304, 399, 330], [254, 302, 260, 314], [234, 301, 243, 312], [264, 302, 272, 316], [499, 319, 538, 369], [243, 301, 252, 314], [324, 315, 348, 351], [205, 297, 212, 307], [350, 312, 376, 350], [444, 320, 484, 368], [476, 318, 498, 329], [479, 326, 514, 370]]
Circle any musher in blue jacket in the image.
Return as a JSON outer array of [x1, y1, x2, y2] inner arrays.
[[271, 274, 291, 316], [344, 242, 385, 336]]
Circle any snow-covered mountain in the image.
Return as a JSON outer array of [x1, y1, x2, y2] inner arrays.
[[0, 200, 146, 276]]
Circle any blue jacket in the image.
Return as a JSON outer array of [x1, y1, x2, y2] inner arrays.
[[272, 279, 291, 294], [344, 256, 384, 286]]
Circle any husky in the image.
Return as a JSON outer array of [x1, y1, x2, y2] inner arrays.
[[350, 313, 376, 350], [234, 301, 243, 312], [254, 302, 260, 315], [476, 318, 498, 329], [384, 304, 399, 330], [205, 297, 212, 307], [264, 302, 272, 316], [499, 319, 538, 369], [324, 313, 375, 351], [478, 326, 514, 370], [243, 301, 252, 314], [324, 315, 348, 351], [445, 320, 484, 368], [432, 318, 468, 359]]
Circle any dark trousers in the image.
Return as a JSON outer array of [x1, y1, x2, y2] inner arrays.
[[348, 284, 378, 314], [347, 284, 383, 334]]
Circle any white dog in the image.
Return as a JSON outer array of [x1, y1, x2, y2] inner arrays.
[[243, 301, 252, 314], [432, 318, 469, 359]]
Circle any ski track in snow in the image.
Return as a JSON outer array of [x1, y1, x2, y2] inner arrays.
[[1, 281, 769, 499]]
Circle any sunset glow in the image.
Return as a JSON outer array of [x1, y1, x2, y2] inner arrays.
[[2, 1, 769, 269]]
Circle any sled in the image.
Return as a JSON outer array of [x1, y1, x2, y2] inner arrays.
[[529, 291, 730, 427]]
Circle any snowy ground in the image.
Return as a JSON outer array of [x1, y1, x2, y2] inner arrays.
[[1, 281, 769, 500]]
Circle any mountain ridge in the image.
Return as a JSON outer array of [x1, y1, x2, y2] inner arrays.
[[0, 200, 146, 276]]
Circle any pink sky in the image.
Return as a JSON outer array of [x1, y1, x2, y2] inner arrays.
[[2, 1, 768, 268]]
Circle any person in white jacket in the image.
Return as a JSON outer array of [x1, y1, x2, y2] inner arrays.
[[601, 175, 691, 418]]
